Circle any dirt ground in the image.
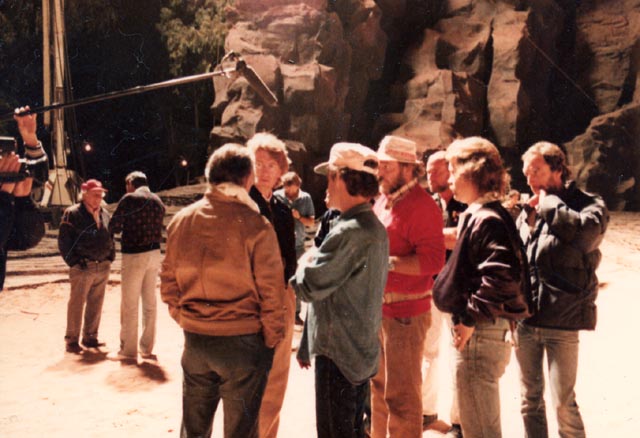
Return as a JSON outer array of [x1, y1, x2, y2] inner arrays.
[[1, 212, 639, 437]]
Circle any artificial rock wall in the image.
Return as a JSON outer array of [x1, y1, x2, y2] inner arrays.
[[211, 0, 640, 210]]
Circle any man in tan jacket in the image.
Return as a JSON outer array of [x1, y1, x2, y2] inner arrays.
[[161, 144, 285, 438]]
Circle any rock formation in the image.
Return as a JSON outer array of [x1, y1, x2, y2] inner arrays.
[[211, 0, 640, 210]]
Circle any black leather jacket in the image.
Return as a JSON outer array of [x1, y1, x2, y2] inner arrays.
[[517, 182, 608, 330], [250, 186, 297, 282], [433, 201, 531, 325]]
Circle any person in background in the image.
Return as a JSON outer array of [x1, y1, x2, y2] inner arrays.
[[371, 135, 445, 438], [246, 132, 297, 438], [274, 170, 315, 326], [0, 107, 46, 291], [58, 178, 115, 354], [433, 136, 530, 438], [292, 142, 388, 438], [503, 189, 522, 221], [160, 144, 284, 438], [423, 150, 467, 437], [515, 141, 608, 438], [109, 171, 165, 362]]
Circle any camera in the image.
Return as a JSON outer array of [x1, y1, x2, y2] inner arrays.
[[0, 136, 16, 155], [0, 136, 48, 183]]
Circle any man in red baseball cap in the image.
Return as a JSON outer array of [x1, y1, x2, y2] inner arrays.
[[58, 178, 115, 354]]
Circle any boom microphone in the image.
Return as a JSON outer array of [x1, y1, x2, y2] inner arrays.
[[0, 53, 279, 122], [236, 59, 279, 107]]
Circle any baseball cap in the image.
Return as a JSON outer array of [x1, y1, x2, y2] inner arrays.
[[314, 142, 379, 175], [81, 179, 108, 193], [377, 135, 421, 164]]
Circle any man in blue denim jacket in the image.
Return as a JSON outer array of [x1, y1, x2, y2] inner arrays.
[[292, 142, 389, 438]]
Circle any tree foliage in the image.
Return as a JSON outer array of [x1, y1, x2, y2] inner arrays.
[[157, 0, 233, 76], [1, 0, 231, 197]]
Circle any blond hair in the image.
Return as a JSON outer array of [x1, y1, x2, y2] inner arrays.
[[246, 132, 290, 173]]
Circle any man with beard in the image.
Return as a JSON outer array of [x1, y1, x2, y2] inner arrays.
[[371, 135, 445, 438]]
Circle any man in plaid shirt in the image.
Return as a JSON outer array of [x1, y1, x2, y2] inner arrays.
[[109, 171, 165, 362]]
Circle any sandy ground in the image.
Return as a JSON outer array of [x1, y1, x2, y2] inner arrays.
[[1, 212, 639, 437]]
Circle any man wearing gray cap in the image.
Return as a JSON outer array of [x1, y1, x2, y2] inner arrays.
[[371, 135, 445, 438], [291, 142, 389, 438]]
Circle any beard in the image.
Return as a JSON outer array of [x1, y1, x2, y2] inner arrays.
[[380, 173, 408, 195]]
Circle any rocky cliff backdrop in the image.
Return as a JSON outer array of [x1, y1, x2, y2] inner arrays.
[[210, 0, 640, 210]]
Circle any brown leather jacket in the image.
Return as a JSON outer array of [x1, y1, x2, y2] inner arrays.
[[160, 187, 286, 348]]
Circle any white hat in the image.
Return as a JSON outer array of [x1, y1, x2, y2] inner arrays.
[[314, 142, 379, 175], [377, 135, 420, 164]]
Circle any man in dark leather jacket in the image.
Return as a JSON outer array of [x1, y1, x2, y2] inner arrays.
[[515, 141, 608, 438]]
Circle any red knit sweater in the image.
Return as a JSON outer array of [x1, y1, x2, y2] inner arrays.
[[374, 185, 446, 318]]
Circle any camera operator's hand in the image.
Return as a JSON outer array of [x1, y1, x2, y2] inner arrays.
[[13, 106, 39, 150], [12, 174, 34, 197], [0, 153, 21, 194]]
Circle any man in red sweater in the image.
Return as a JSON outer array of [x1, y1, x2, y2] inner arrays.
[[371, 135, 445, 438]]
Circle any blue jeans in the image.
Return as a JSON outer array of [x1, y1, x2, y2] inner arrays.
[[315, 355, 369, 438], [180, 331, 274, 438], [455, 318, 511, 438], [515, 323, 585, 438]]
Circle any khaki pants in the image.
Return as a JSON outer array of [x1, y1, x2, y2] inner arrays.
[[65, 261, 111, 344], [119, 250, 162, 357], [371, 311, 430, 438], [259, 286, 295, 438]]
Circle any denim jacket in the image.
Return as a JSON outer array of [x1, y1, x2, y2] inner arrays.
[[291, 202, 389, 384]]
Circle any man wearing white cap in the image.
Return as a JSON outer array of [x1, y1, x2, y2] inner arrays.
[[291, 142, 389, 438], [58, 178, 115, 353], [371, 135, 445, 438]]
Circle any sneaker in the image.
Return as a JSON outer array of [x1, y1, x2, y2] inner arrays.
[[107, 351, 137, 362], [82, 338, 106, 348], [65, 342, 83, 354], [140, 352, 158, 361], [445, 424, 463, 438]]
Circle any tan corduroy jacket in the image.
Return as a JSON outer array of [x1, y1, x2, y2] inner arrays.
[[160, 187, 286, 348]]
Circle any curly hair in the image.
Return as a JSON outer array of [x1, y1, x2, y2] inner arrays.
[[445, 136, 508, 197], [246, 132, 291, 173]]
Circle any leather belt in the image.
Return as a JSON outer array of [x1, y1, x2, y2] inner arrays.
[[383, 290, 432, 304]]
